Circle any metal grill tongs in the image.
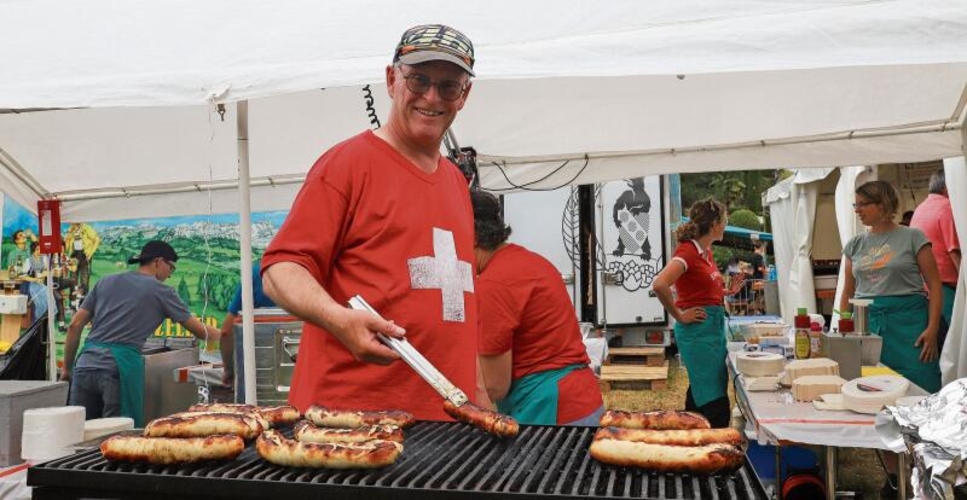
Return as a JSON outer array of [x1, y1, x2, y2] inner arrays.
[[348, 295, 469, 407]]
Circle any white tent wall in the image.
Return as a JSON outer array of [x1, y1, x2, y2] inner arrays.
[[941, 156, 966, 385], [763, 168, 834, 323], [832, 165, 872, 326]]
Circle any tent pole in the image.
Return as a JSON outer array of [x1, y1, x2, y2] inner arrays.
[[237, 101, 257, 405], [47, 258, 56, 381]]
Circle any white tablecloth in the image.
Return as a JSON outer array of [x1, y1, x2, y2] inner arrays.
[[729, 353, 928, 450]]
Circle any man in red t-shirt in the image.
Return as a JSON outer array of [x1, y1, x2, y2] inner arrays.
[[910, 169, 961, 349], [261, 25, 479, 420]]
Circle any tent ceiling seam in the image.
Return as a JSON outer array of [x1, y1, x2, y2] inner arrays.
[[0, 145, 50, 199], [479, 120, 962, 166], [51, 174, 306, 201]]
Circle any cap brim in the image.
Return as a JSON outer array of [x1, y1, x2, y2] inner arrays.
[[398, 51, 474, 77]]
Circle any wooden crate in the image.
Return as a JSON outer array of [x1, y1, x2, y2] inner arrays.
[[604, 346, 665, 367], [599, 362, 669, 392]]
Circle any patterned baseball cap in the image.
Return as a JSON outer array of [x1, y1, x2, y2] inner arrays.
[[394, 24, 475, 76]]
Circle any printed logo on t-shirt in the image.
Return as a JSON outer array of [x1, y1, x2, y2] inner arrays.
[[857, 243, 893, 285], [408, 228, 474, 322]]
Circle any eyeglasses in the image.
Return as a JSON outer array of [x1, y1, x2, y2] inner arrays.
[[400, 71, 467, 101], [164, 260, 177, 273], [852, 201, 877, 209]]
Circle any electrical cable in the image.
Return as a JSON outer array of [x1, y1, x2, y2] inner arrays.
[[486, 156, 591, 192], [361, 85, 381, 130]]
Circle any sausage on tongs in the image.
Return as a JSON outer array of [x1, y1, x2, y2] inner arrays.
[[443, 400, 519, 438]]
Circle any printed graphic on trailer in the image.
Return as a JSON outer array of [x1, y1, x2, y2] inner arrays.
[[596, 177, 666, 325]]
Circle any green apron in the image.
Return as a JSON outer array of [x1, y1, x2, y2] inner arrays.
[[497, 364, 584, 425], [674, 306, 727, 407], [869, 295, 941, 393], [78, 342, 146, 427]]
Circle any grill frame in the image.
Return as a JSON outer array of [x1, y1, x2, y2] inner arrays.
[[28, 422, 767, 500]]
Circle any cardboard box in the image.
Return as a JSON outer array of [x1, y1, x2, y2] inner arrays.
[[0, 381, 69, 466]]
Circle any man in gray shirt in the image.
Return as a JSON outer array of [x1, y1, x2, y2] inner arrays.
[[60, 240, 219, 425]]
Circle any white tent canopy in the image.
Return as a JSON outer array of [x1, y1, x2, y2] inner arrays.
[[2, 0, 967, 393], [2, 0, 967, 221]]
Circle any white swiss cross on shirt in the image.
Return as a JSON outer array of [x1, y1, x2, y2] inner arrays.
[[407, 228, 474, 322]]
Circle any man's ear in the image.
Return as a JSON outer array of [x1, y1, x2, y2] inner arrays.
[[385, 65, 397, 98]]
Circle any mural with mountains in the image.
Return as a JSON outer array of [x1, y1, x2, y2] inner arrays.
[[87, 212, 286, 327], [3, 194, 287, 338]]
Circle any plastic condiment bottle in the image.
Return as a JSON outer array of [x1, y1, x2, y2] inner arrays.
[[794, 307, 811, 359], [809, 322, 824, 358], [839, 311, 855, 336]]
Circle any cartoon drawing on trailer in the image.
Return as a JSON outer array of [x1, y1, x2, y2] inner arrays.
[[602, 177, 663, 294]]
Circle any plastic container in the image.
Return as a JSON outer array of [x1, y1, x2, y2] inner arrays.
[[794, 308, 811, 360], [809, 323, 824, 358], [838, 311, 854, 335]]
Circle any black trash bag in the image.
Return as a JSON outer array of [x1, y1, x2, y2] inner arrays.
[[0, 313, 50, 380]]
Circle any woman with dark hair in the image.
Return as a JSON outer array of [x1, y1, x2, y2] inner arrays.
[[471, 190, 604, 425], [652, 198, 742, 427], [840, 180, 942, 392]]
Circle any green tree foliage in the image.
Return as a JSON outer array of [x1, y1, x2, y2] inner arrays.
[[176, 275, 191, 305], [728, 209, 762, 231], [681, 170, 777, 214]]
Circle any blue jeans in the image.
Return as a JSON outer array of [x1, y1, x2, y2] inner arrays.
[[69, 368, 121, 420]]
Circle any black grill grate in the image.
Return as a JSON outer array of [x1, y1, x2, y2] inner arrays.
[[28, 422, 766, 500]]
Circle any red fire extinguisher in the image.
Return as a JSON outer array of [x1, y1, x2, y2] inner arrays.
[[37, 199, 62, 255]]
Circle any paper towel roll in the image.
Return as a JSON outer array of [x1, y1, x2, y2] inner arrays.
[[21, 406, 86, 463]]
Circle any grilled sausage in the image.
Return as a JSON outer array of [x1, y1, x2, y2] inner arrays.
[[593, 426, 743, 447], [589, 439, 743, 474], [171, 410, 271, 433], [294, 420, 404, 444], [257, 429, 403, 469], [144, 413, 262, 439], [443, 401, 519, 438], [188, 403, 257, 413], [101, 435, 244, 464], [258, 405, 302, 427], [599, 410, 710, 430], [187, 404, 300, 428], [305, 405, 415, 428]]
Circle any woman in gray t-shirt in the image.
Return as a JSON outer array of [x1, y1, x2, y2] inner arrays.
[[840, 181, 942, 393]]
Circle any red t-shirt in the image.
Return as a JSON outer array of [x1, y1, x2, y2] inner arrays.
[[672, 240, 726, 309], [261, 131, 477, 421], [477, 244, 601, 423], [910, 193, 961, 285]]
